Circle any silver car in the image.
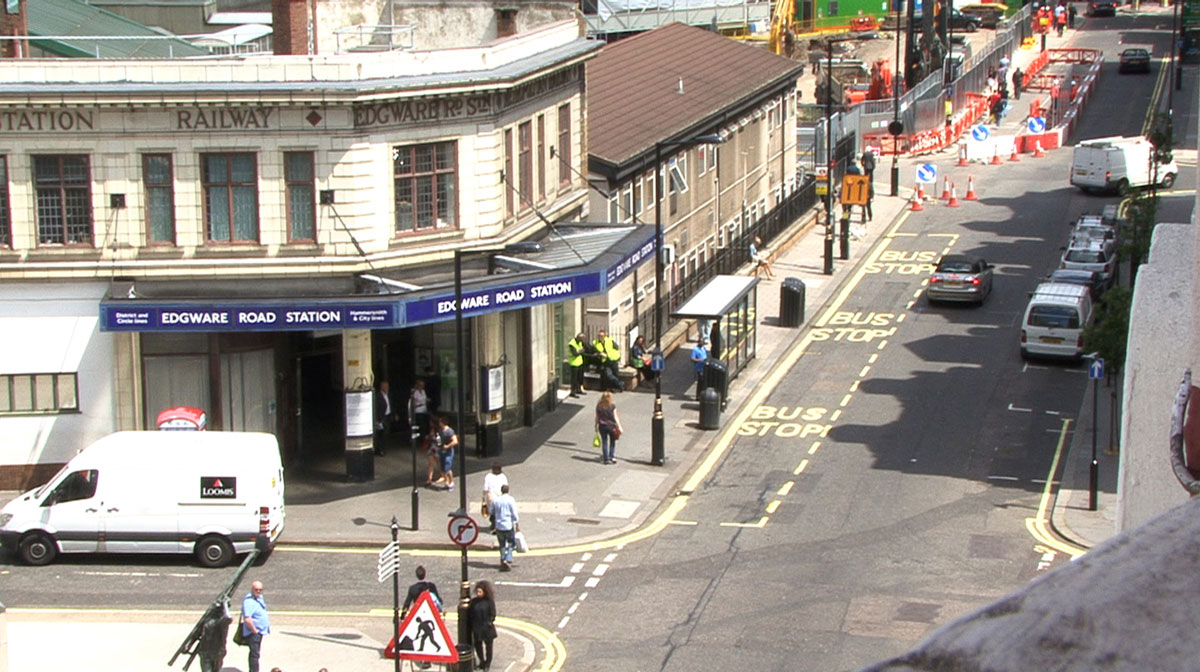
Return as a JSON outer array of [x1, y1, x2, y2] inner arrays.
[[1060, 240, 1116, 289], [927, 254, 994, 304]]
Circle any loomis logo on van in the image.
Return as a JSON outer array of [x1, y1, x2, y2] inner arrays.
[[200, 477, 237, 499]]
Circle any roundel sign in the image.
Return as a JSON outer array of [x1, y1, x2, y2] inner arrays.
[[971, 124, 990, 142], [1027, 117, 1047, 133], [915, 164, 938, 184]]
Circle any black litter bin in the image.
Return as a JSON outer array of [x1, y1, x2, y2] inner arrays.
[[780, 277, 805, 327], [699, 387, 722, 429], [452, 642, 475, 671], [703, 359, 729, 410]]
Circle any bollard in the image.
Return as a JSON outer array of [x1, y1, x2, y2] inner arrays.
[[699, 387, 722, 430], [452, 642, 475, 671]]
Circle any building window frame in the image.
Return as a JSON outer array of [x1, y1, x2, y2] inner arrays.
[[0, 372, 80, 415], [537, 114, 546, 203], [518, 120, 533, 208], [393, 140, 458, 234], [284, 151, 316, 243], [504, 129, 515, 219], [33, 154, 93, 247], [143, 153, 175, 245], [557, 103, 571, 189], [201, 152, 259, 243]]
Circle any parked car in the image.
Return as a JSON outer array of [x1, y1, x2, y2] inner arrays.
[[1060, 239, 1116, 289], [1087, 0, 1118, 16], [959, 2, 1008, 28], [927, 254, 993, 304], [1047, 268, 1105, 300], [1119, 48, 1152, 73], [913, 10, 984, 32]]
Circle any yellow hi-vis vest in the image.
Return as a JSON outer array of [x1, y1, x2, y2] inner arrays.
[[567, 338, 584, 367], [596, 336, 620, 363]]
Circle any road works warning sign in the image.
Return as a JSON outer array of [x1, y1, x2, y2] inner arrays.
[[384, 590, 457, 663]]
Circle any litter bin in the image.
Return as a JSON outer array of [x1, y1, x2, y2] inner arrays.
[[452, 642, 475, 671], [703, 359, 729, 410], [699, 387, 722, 429], [475, 422, 503, 458], [780, 277, 805, 327]]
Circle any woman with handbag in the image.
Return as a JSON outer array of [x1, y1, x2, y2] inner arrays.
[[594, 391, 623, 465], [468, 579, 498, 671]]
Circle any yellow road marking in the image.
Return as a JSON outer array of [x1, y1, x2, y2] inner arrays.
[[808, 442, 821, 455], [720, 516, 769, 529], [766, 500, 781, 513], [1024, 418, 1087, 559], [777, 481, 795, 496], [794, 459, 809, 475]]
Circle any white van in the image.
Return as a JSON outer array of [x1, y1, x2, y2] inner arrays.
[[1020, 283, 1094, 360], [1071, 135, 1177, 195], [0, 431, 285, 567]]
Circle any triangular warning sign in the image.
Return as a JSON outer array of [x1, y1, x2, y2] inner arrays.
[[383, 590, 457, 663]]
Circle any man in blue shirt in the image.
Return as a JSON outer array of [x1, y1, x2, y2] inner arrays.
[[691, 339, 708, 399], [489, 484, 520, 572], [241, 580, 270, 672]]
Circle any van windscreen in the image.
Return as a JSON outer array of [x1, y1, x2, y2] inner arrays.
[[1029, 305, 1080, 329]]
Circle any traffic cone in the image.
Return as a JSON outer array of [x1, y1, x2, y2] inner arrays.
[[910, 192, 925, 211], [947, 183, 961, 207], [1009, 144, 1021, 162], [1033, 140, 1046, 158], [916, 181, 926, 201], [965, 176, 978, 200], [957, 145, 969, 167], [990, 146, 1003, 165], [940, 175, 952, 201]]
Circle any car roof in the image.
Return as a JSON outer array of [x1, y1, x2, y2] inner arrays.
[[1122, 48, 1150, 54], [1066, 238, 1107, 251], [1050, 269, 1099, 281], [938, 253, 981, 265]]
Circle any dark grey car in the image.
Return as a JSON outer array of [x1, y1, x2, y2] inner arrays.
[[928, 254, 994, 304]]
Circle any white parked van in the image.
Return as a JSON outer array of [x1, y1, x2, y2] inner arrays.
[[1071, 135, 1177, 195], [0, 431, 285, 567], [1020, 283, 1094, 360]]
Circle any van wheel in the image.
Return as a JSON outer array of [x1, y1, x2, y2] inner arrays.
[[196, 535, 235, 568], [19, 531, 57, 566], [1116, 179, 1131, 196], [1160, 173, 1176, 189]]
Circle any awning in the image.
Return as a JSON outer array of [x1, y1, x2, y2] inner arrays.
[[671, 275, 759, 319], [100, 224, 658, 333]]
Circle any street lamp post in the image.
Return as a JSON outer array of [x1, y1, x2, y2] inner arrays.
[[890, 0, 902, 197], [652, 134, 724, 466], [452, 248, 470, 647]]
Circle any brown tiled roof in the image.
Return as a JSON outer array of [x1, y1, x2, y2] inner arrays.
[[587, 23, 803, 171]]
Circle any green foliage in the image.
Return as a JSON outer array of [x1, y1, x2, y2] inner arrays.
[[1083, 286, 1131, 375], [1120, 189, 1158, 278]]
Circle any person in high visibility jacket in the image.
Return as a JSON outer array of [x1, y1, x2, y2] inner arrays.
[[567, 333, 586, 397], [593, 330, 622, 392]]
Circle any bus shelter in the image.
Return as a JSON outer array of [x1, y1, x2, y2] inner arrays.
[[671, 275, 758, 381]]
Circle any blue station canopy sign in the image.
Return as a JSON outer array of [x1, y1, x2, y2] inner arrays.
[[606, 235, 656, 287], [102, 303, 398, 332], [404, 272, 602, 326]]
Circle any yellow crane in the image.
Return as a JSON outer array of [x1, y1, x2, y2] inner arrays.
[[768, 0, 796, 55]]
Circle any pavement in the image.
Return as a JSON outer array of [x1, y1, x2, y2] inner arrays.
[[5, 14, 1170, 671]]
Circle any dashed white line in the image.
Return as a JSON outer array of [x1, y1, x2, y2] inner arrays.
[[569, 562, 584, 573], [1008, 403, 1033, 413], [592, 564, 609, 577], [584, 577, 600, 588]]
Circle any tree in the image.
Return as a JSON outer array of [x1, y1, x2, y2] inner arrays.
[[1083, 286, 1131, 378]]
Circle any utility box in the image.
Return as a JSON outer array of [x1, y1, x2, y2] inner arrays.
[[780, 278, 806, 327]]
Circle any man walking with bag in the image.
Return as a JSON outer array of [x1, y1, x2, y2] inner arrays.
[[489, 484, 520, 572], [241, 580, 270, 672]]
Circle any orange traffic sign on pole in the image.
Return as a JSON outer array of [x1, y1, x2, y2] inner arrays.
[[840, 174, 870, 206]]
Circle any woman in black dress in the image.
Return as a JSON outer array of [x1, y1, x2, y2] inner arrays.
[[469, 579, 498, 670]]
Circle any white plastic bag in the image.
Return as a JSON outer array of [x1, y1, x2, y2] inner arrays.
[[514, 530, 529, 553]]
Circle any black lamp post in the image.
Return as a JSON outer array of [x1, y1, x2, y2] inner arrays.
[[822, 37, 856, 275], [451, 241, 538, 644], [652, 134, 724, 466], [890, 0, 902, 197]]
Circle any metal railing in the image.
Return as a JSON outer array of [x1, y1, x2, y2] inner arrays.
[[332, 24, 416, 53]]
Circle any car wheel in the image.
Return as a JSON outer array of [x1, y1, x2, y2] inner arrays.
[[195, 535, 235, 568], [966, 23, 979, 32], [1160, 173, 1176, 189], [19, 531, 57, 566]]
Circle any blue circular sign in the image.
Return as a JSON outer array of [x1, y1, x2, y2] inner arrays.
[[1027, 117, 1046, 133], [971, 124, 990, 142], [916, 164, 938, 183]]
